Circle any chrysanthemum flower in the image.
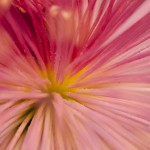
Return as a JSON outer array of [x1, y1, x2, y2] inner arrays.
[[0, 0, 150, 149]]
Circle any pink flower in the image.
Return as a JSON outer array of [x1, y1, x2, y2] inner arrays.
[[0, 0, 150, 149]]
